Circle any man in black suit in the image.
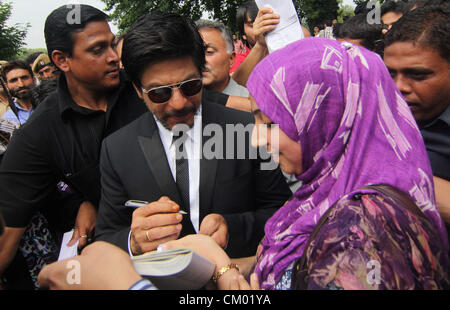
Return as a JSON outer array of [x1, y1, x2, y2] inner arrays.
[[94, 11, 291, 258]]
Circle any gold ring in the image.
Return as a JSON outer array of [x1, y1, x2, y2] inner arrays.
[[145, 231, 151, 242], [80, 235, 88, 238]]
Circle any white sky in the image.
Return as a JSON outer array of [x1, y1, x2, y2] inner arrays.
[[7, 0, 118, 48], [7, 0, 356, 49]]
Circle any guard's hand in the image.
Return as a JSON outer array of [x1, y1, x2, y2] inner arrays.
[[67, 201, 97, 250], [130, 196, 183, 255]]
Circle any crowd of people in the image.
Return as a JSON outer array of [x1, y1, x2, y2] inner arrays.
[[0, 0, 449, 291]]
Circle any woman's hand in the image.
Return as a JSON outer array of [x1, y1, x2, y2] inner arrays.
[[163, 234, 231, 270], [162, 235, 261, 290], [229, 273, 260, 290]]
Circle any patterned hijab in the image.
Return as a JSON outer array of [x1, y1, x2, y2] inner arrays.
[[246, 38, 449, 289]]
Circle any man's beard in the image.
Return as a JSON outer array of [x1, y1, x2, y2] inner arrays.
[[155, 104, 199, 131], [10, 86, 33, 100]]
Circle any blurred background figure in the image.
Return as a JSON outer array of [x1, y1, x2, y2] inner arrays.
[[335, 13, 384, 56], [32, 53, 58, 81], [381, 0, 409, 34]]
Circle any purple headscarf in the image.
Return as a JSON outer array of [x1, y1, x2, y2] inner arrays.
[[247, 38, 449, 289]]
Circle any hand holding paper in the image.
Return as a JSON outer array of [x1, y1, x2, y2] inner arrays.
[[255, 0, 305, 53]]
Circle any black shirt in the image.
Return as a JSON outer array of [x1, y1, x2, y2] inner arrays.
[[420, 106, 450, 181], [0, 72, 146, 227], [0, 73, 229, 228]]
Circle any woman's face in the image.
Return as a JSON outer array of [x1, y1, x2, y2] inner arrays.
[[250, 96, 303, 175]]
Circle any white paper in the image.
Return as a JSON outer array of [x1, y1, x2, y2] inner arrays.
[[255, 0, 304, 53], [57, 230, 78, 261]]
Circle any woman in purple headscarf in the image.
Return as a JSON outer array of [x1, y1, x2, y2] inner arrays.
[[165, 38, 449, 290]]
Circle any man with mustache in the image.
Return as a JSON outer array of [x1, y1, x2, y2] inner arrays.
[[94, 11, 291, 259], [383, 5, 450, 229], [1, 60, 36, 125], [196, 20, 249, 98]]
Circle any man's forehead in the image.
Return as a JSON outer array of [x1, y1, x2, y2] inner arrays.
[[72, 20, 114, 43], [385, 42, 441, 65], [140, 56, 200, 87], [199, 28, 223, 41], [39, 65, 53, 72], [6, 68, 31, 78]]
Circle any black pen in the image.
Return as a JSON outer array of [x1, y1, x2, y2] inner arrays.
[[125, 200, 188, 214]]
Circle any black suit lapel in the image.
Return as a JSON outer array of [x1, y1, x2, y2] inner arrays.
[[137, 114, 182, 206], [137, 114, 196, 236], [199, 101, 219, 219]]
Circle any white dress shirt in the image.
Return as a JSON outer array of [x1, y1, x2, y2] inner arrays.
[[154, 105, 202, 233], [128, 106, 202, 256]]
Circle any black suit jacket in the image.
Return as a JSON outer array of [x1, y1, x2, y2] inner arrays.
[[94, 98, 291, 257]]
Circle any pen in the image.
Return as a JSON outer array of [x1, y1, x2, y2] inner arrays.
[[125, 200, 188, 215]]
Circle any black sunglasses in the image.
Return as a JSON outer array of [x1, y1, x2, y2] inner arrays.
[[141, 78, 203, 104]]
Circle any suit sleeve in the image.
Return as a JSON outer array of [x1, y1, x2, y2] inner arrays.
[[94, 139, 133, 252], [222, 154, 292, 258]]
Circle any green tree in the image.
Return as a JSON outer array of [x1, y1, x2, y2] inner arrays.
[[337, 0, 355, 22], [101, 0, 341, 35], [15, 48, 47, 61], [102, 0, 205, 33], [0, 1, 29, 60], [294, 0, 340, 29]]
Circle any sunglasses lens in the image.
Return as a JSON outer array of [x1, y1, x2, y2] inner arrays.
[[148, 87, 172, 104], [146, 79, 202, 104], [180, 79, 203, 97]]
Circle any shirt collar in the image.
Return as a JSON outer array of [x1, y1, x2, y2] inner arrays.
[[58, 71, 127, 121], [439, 105, 450, 126], [12, 98, 33, 112], [421, 105, 450, 129]]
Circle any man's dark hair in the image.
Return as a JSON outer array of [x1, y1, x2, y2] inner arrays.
[[384, 4, 450, 62], [44, 5, 108, 63], [236, 1, 259, 36], [196, 19, 234, 53], [1, 59, 33, 82], [25, 52, 44, 67], [335, 13, 384, 53], [122, 11, 206, 89], [354, 1, 370, 15], [381, 0, 409, 17]]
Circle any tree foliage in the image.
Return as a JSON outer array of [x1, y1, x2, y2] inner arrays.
[[102, 0, 204, 33], [101, 0, 342, 35], [294, 0, 340, 29], [0, 1, 29, 60], [15, 48, 47, 61]]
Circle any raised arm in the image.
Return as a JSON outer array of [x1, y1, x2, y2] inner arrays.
[[231, 7, 279, 87]]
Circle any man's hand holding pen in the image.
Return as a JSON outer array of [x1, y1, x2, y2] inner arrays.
[[129, 196, 184, 255]]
